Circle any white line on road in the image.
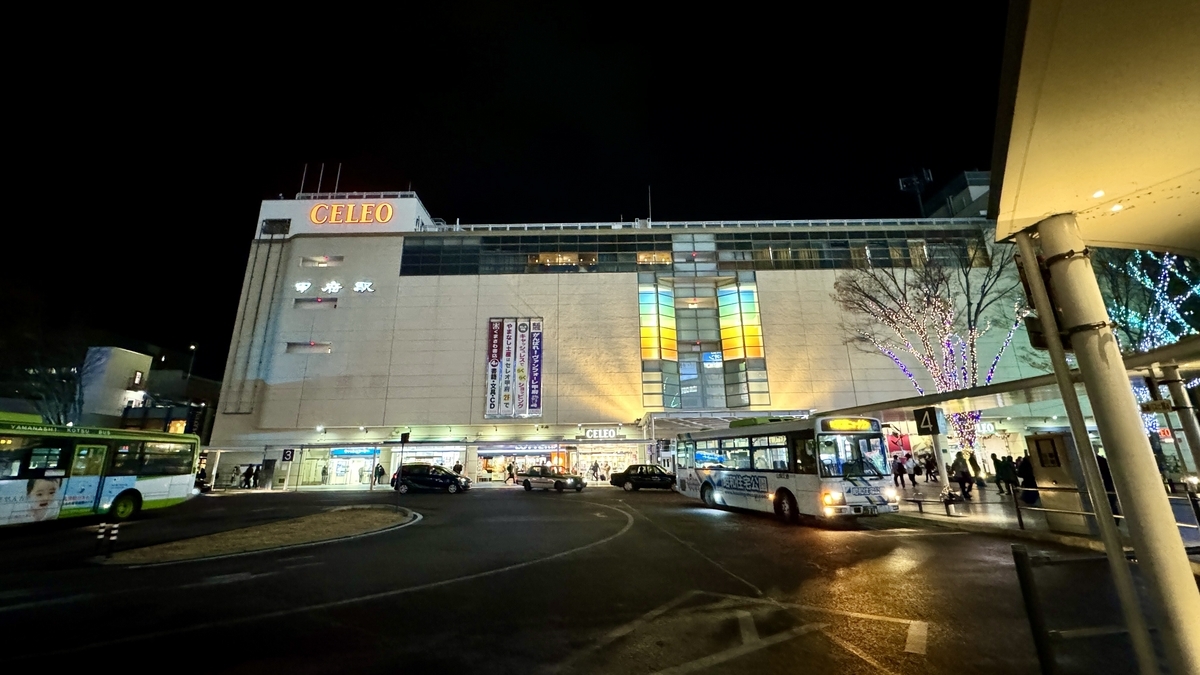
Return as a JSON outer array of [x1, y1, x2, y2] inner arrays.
[[905, 621, 928, 654], [605, 590, 703, 641], [650, 623, 825, 675], [736, 610, 758, 644], [0, 594, 95, 614], [24, 500, 635, 660], [823, 631, 902, 675]]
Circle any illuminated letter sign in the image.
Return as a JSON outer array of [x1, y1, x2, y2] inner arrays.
[[308, 202, 395, 225]]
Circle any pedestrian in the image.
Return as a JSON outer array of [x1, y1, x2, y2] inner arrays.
[[990, 453, 1007, 494], [891, 454, 907, 488], [950, 451, 972, 499], [904, 453, 917, 488], [1097, 453, 1119, 515], [228, 466, 239, 488], [601, 462, 610, 481], [924, 455, 938, 482], [321, 464, 329, 485], [505, 462, 515, 485], [453, 460, 463, 475], [1000, 456, 1018, 495], [1017, 456, 1038, 504], [251, 466, 260, 489], [590, 461, 600, 481], [967, 452, 982, 490], [242, 465, 254, 489]]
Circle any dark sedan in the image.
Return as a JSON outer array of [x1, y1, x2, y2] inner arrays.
[[392, 464, 471, 494], [609, 464, 676, 491]]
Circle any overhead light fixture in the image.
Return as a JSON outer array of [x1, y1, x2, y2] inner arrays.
[[359, 426, 366, 432], [316, 425, 325, 432], [1110, 204, 1123, 212], [1092, 190, 1105, 198], [1006, 417, 1012, 420]]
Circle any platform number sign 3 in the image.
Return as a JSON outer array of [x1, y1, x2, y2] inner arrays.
[[913, 407, 946, 436], [282, 449, 295, 462]]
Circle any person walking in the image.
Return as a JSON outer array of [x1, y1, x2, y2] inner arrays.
[[251, 466, 260, 489], [505, 462, 515, 485], [1016, 456, 1039, 504], [1000, 456, 1018, 495], [241, 465, 254, 489], [453, 460, 463, 475], [891, 454, 907, 488], [923, 455, 938, 482], [950, 451, 972, 499], [321, 464, 329, 485], [904, 453, 917, 488], [990, 453, 1007, 494], [590, 461, 600, 481], [967, 452, 982, 492], [374, 463, 386, 486]]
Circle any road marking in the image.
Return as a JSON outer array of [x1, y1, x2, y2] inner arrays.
[[179, 572, 276, 587], [619, 501, 763, 596], [0, 594, 95, 614], [866, 530, 969, 538], [605, 591, 703, 641], [650, 623, 825, 675], [823, 631, 902, 675], [23, 500, 635, 659], [905, 621, 928, 654], [282, 562, 324, 571], [736, 610, 758, 644], [708, 592, 916, 625], [277, 555, 316, 563]]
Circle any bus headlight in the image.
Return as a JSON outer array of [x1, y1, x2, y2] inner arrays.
[[822, 491, 845, 506], [883, 487, 898, 501], [823, 506, 835, 517]]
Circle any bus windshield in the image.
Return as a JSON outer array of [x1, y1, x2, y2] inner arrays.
[[817, 434, 886, 478]]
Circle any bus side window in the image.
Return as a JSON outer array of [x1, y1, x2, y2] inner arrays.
[[109, 443, 143, 475], [796, 439, 818, 475]]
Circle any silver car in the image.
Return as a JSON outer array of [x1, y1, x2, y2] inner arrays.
[[519, 465, 587, 492]]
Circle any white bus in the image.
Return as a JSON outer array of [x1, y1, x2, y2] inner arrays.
[[674, 416, 899, 522]]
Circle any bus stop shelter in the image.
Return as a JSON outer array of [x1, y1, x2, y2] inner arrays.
[[989, 1, 1200, 671]]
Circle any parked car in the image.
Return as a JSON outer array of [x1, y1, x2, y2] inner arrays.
[[392, 464, 471, 494], [520, 465, 586, 492], [610, 464, 676, 491]]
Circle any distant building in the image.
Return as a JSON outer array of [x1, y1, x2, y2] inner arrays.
[[922, 171, 991, 218]]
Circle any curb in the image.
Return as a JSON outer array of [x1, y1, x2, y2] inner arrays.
[[879, 513, 1200, 577], [95, 506, 420, 568]]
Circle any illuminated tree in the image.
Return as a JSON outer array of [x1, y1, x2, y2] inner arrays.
[[832, 235, 1027, 451]]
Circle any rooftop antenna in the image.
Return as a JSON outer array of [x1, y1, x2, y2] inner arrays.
[[898, 168, 933, 217], [333, 163, 342, 194], [298, 163, 308, 197], [315, 163, 325, 196]]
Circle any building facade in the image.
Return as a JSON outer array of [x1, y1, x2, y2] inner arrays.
[[209, 191, 1046, 489]]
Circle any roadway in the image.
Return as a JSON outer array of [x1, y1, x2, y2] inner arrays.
[[0, 486, 1112, 674]]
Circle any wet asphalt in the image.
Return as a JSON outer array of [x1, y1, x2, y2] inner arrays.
[[0, 485, 1142, 674]]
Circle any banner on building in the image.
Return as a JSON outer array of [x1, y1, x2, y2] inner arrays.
[[485, 319, 503, 417], [486, 317, 543, 419]]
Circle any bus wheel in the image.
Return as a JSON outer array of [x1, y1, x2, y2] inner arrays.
[[776, 490, 799, 524], [110, 491, 141, 522], [701, 484, 715, 507]]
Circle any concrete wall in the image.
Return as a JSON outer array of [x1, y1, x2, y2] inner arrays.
[[80, 347, 153, 420]]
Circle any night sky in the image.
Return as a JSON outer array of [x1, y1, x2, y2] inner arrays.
[[14, 4, 1008, 380]]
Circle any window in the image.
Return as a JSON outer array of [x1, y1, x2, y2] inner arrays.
[[109, 443, 143, 476], [797, 438, 818, 475], [0, 437, 67, 479], [300, 255, 344, 267], [293, 298, 338, 309], [286, 342, 333, 354], [141, 442, 195, 475], [677, 443, 693, 469], [721, 438, 751, 469], [637, 251, 673, 265]]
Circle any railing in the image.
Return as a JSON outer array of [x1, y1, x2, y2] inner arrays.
[[295, 191, 417, 200], [440, 217, 990, 233], [1009, 484, 1200, 537]]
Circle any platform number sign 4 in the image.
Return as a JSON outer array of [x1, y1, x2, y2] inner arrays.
[[913, 407, 946, 436]]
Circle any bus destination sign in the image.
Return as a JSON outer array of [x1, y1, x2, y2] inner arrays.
[[819, 418, 879, 433]]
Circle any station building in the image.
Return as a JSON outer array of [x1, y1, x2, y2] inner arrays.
[[207, 191, 1049, 489]]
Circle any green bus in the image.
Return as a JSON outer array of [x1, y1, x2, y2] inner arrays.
[[0, 414, 202, 525]]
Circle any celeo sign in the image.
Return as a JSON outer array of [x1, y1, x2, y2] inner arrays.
[[485, 317, 543, 419], [309, 202, 395, 225], [583, 428, 618, 439]]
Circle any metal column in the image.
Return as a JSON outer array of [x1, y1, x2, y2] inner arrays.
[[1037, 214, 1200, 675], [1162, 364, 1200, 474], [1015, 231, 1155, 674]]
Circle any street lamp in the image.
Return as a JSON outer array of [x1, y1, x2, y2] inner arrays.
[[186, 344, 198, 384]]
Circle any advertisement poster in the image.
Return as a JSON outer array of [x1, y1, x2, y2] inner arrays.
[[0, 478, 65, 525], [485, 317, 543, 419], [528, 319, 543, 417], [500, 319, 517, 417], [515, 319, 530, 416], [485, 319, 503, 417]]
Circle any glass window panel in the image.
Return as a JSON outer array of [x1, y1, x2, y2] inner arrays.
[[744, 346, 765, 358], [642, 348, 659, 359], [748, 381, 770, 393], [644, 394, 664, 407], [725, 347, 745, 360], [642, 382, 664, 394], [749, 393, 771, 406]]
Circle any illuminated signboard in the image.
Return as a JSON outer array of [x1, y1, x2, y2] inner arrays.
[[819, 418, 880, 433], [309, 202, 394, 225]]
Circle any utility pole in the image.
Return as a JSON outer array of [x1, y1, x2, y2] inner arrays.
[[898, 169, 933, 217], [186, 344, 197, 384]]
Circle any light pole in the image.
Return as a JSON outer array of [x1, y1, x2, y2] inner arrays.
[[186, 344, 197, 384]]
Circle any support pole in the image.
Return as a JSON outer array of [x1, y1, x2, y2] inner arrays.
[[931, 433, 951, 488], [1015, 230, 1156, 675], [1162, 364, 1200, 474], [1035, 214, 1200, 675]]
